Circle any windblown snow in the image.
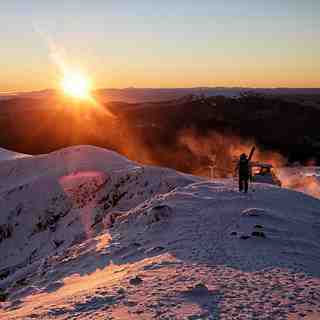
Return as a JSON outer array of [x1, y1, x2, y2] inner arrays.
[[278, 167, 320, 200], [0, 146, 319, 320]]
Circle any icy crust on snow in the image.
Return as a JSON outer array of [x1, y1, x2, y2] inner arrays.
[[0, 147, 320, 319]]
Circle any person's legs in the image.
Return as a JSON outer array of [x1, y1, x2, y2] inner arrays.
[[244, 179, 249, 193], [239, 177, 243, 192]]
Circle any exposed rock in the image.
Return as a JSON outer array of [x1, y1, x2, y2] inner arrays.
[[252, 231, 266, 238], [129, 276, 143, 286], [0, 289, 8, 302], [53, 240, 65, 248], [145, 205, 172, 224], [188, 283, 210, 295], [117, 287, 126, 295], [0, 224, 13, 243]]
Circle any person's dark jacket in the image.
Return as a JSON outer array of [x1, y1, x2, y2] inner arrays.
[[239, 158, 250, 178]]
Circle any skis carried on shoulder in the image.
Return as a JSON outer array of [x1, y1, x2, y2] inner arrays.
[[248, 146, 255, 192], [248, 146, 256, 162]]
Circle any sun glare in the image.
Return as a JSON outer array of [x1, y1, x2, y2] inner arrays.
[[61, 71, 92, 100]]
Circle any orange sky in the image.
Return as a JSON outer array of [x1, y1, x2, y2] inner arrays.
[[0, 1, 319, 91]]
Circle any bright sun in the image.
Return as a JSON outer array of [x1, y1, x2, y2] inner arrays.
[[61, 71, 92, 100]]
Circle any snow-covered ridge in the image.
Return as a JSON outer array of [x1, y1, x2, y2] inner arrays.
[[0, 146, 319, 320], [0, 148, 30, 162], [0, 145, 135, 192], [0, 145, 199, 276]]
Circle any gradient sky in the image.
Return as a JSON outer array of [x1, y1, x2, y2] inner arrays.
[[0, 0, 319, 91]]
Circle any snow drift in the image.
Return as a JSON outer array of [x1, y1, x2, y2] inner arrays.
[[0, 146, 320, 320]]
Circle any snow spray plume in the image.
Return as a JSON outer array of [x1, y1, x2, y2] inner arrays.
[[113, 122, 156, 166], [179, 129, 287, 178], [278, 169, 320, 199], [180, 128, 320, 200]]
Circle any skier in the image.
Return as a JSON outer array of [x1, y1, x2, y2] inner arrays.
[[234, 146, 255, 193], [236, 153, 250, 193]]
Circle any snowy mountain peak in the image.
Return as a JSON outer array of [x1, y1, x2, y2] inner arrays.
[[0, 146, 319, 319]]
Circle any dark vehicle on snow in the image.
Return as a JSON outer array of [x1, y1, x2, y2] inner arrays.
[[251, 162, 282, 187]]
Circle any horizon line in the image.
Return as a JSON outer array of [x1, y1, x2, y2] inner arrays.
[[1, 86, 320, 96]]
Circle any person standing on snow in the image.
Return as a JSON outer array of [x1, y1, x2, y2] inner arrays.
[[237, 153, 250, 193]]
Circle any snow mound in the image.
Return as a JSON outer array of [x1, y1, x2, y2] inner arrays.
[[241, 207, 268, 216], [0, 147, 320, 320]]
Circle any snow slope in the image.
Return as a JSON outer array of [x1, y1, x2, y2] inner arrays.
[[0, 148, 30, 162], [0, 146, 320, 320]]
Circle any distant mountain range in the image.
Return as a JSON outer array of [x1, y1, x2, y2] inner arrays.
[[0, 91, 319, 167], [1, 87, 320, 103]]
